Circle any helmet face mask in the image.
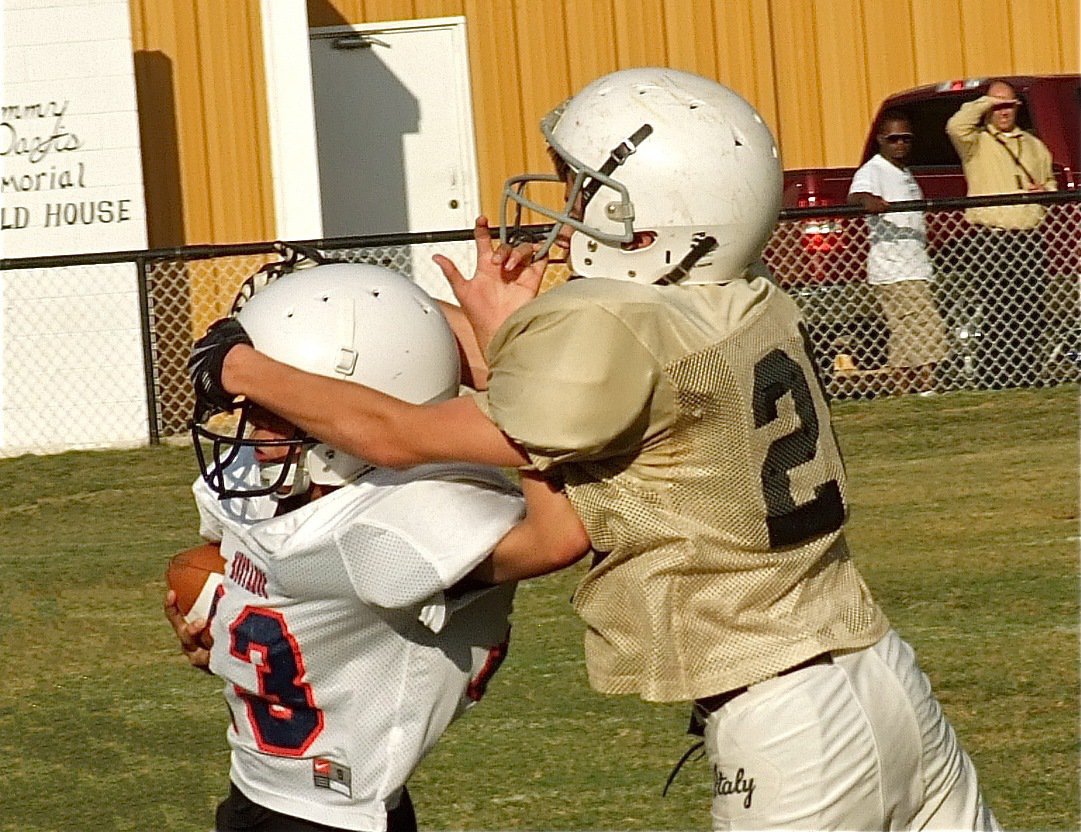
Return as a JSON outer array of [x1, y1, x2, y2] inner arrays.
[[500, 68, 783, 286], [500, 105, 639, 258], [191, 404, 315, 500], [191, 263, 460, 501]]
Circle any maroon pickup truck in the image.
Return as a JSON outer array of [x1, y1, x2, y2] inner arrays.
[[783, 74, 1079, 213], [767, 74, 1080, 387]]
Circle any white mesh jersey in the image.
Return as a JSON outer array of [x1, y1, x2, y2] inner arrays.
[[193, 453, 523, 831]]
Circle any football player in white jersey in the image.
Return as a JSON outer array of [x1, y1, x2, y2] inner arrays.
[[187, 70, 1000, 830], [168, 264, 587, 832]]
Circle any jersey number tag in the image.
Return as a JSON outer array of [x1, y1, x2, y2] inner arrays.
[[752, 343, 845, 548], [229, 607, 325, 756]]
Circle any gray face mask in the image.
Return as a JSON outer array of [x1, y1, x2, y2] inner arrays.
[[499, 106, 651, 263]]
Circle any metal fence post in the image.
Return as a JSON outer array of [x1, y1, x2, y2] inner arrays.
[[135, 254, 161, 445]]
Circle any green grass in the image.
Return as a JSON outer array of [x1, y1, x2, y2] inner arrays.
[[0, 386, 1076, 830]]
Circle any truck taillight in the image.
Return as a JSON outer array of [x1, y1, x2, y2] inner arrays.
[[936, 78, 985, 92], [798, 197, 844, 254]]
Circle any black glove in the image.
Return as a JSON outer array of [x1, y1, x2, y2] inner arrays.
[[188, 317, 252, 417]]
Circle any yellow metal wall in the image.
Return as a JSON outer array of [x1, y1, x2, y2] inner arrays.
[[769, 0, 1080, 170], [128, 0, 1079, 246], [129, 1, 275, 247]]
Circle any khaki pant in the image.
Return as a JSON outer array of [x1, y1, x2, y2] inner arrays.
[[875, 280, 948, 369]]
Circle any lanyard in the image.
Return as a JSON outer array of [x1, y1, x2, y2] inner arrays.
[[989, 130, 1036, 189]]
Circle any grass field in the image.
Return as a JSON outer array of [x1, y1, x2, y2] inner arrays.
[[0, 386, 1076, 831]]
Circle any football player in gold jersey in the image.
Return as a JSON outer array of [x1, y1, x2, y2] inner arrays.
[[190, 68, 999, 830]]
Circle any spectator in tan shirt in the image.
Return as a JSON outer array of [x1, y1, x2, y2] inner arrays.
[[946, 79, 1057, 387]]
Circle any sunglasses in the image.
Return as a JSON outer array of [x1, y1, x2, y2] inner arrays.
[[881, 133, 914, 143]]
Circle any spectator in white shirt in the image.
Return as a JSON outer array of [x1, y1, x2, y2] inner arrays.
[[848, 110, 948, 395]]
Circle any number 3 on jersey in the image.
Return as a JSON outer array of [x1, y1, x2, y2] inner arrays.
[[229, 607, 325, 756], [752, 343, 846, 548]]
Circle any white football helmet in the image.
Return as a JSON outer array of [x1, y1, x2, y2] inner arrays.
[[501, 67, 783, 285], [192, 263, 460, 499]]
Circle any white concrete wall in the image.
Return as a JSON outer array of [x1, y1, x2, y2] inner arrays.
[[0, 262, 149, 456], [1, 0, 150, 455]]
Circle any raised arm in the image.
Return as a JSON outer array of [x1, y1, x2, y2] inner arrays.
[[433, 216, 546, 355], [436, 299, 489, 390], [945, 95, 997, 160]]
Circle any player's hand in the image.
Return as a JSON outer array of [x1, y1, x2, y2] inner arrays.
[[188, 317, 252, 417], [164, 589, 213, 672], [433, 216, 548, 353]]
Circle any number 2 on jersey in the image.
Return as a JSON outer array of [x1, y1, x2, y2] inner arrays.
[[752, 345, 845, 548], [229, 607, 325, 756]]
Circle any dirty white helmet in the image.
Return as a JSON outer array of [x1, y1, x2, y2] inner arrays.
[[501, 67, 783, 285], [192, 263, 460, 498]]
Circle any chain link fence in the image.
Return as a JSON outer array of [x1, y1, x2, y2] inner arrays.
[[0, 192, 1076, 456], [765, 192, 1079, 398]]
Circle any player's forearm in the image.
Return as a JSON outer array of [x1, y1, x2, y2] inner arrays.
[[222, 344, 419, 467], [221, 345, 528, 469], [847, 192, 885, 212], [478, 473, 591, 583]]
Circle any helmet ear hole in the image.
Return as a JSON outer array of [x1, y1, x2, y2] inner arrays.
[[620, 230, 657, 251]]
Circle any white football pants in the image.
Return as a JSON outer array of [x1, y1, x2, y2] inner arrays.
[[702, 629, 1000, 830]]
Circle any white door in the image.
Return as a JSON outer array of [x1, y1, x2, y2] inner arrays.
[[309, 18, 480, 237]]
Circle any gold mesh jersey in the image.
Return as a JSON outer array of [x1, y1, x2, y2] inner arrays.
[[475, 276, 889, 702]]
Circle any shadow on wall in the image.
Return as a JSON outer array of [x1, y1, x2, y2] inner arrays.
[[133, 50, 183, 249], [131, 2, 420, 434], [132, 49, 196, 431], [133, 2, 422, 245]]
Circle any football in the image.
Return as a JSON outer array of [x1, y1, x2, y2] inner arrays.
[[166, 541, 226, 624]]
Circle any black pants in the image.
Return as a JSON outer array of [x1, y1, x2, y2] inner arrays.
[[215, 781, 417, 832], [970, 227, 1047, 388]]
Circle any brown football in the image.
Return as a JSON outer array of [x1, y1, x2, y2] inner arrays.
[[166, 541, 226, 623]]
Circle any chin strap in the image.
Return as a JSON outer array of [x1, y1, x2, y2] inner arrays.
[[580, 123, 654, 206], [259, 436, 314, 499], [655, 235, 719, 285]]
